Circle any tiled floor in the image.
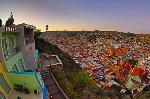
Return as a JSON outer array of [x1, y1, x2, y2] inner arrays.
[[8, 90, 42, 99]]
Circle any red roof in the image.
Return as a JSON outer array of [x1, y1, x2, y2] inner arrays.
[[131, 67, 143, 76], [123, 63, 131, 70]]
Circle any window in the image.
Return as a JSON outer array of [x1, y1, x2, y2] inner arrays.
[[0, 74, 11, 94], [2, 38, 7, 51], [18, 59, 26, 72], [12, 64, 19, 72], [9, 37, 14, 48], [0, 91, 6, 99]]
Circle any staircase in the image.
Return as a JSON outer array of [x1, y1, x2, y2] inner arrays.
[[40, 68, 68, 99]]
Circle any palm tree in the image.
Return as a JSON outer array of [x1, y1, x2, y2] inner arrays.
[[46, 25, 48, 31]]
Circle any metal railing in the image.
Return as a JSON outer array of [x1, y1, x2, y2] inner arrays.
[[4, 46, 21, 60]]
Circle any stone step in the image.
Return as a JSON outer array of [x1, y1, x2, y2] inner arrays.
[[41, 72, 50, 75], [41, 70, 50, 73]]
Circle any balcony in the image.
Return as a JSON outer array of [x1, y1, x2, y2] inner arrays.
[[25, 38, 34, 45], [4, 47, 21, 60]]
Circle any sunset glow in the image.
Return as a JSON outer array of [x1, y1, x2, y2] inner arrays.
[[0, 0, 150, 33]]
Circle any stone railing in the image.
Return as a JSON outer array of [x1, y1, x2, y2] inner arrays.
[[23, 23, 36, 30], [5, 27, 16, 32]]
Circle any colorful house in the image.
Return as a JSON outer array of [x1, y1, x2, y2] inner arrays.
[[108, 47, 129, 57], [16, 23, 37, 70], [0, 21, 46, 98], [0, 63, 12, 99], [1, 62, 43, 99], [0, 27, 27, 72], [125, 67, 143, 90]]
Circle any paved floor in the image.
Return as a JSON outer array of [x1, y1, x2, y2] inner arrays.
[[8, 90, 42, 99]]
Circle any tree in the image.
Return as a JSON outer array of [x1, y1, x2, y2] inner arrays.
[[143, 85, 150, 91], [71, 71, 98, 93], [104, 90, 115, 98], [128, 59, 138, 66], [0, 19, 2, 27], [34, 30, 42, 37], [125, 90, 132, 96], [71, 71, 91, 89], [52, 69, 65, 81], [46, 25, 48, 31], [61, 80, 80, 99], [96, 88, 104, 97], [88, 80, 99, 93], [110, 84, 121, 93]]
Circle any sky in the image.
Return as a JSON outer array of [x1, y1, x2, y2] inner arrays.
[[0, 0, 150, 33]]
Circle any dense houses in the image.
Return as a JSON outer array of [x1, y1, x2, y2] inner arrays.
[[1, 13, 149, 99], [41, 31, 150, 96]]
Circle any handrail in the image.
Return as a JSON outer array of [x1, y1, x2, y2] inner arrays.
[[51, 73, 69, 99]]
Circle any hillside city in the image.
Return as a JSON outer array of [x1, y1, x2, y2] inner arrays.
[[0, 13, 150, 99], [40, 30, 150, 99]]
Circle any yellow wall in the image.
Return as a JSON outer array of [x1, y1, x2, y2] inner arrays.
[[0, 63, 12, 97]]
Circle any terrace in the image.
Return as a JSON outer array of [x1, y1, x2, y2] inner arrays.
[[8, 90, 42, 99]]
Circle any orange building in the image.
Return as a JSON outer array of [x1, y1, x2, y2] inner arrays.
[[108, 47, 129, 56]]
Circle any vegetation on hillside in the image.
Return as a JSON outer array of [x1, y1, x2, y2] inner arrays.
[[34, 32, 100, 99], [34, 32, 147, 99]]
